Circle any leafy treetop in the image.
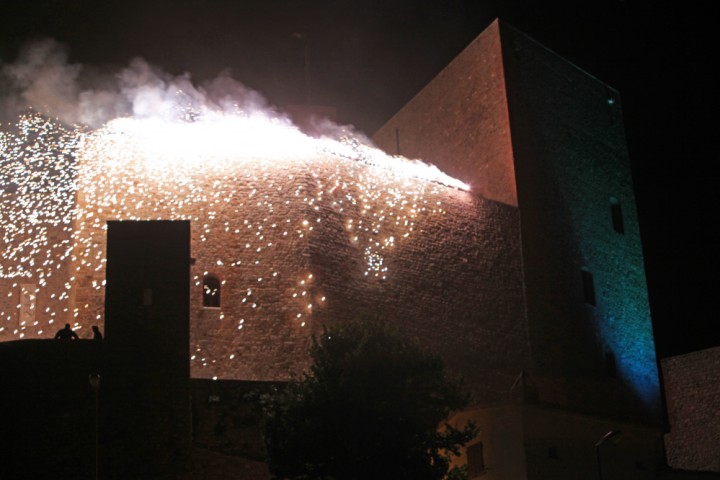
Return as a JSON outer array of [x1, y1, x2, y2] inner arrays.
[[261, 318, 477, 480]]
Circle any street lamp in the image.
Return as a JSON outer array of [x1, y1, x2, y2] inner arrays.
[[291, 32, 311, 103], [89, 374, 101, 480], [595, 430, 622, 480]]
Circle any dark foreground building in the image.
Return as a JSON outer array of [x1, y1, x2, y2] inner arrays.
[[1, 19, 714, 480]]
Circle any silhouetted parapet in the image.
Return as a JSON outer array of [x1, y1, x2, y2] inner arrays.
[[102, 220, 192, 480], [0, 339, 103, 480]]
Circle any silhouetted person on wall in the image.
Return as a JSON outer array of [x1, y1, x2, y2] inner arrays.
[[54, 323, 79, 340], [92, 325, 103, 340]]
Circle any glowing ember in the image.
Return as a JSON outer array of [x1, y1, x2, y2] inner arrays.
[[1, 104, 470, 375]]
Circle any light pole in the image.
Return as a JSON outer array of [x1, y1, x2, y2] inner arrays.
[[89, 374, 101, 480], [595, 429, 622, 480], [291, 32, 311, 103]]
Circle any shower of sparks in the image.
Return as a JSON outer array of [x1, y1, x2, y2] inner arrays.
[[1, 111, 469, 375]]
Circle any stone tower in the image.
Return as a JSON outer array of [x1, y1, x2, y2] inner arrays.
[[374, 19, 663, 479], [0, 18, 666, 479]]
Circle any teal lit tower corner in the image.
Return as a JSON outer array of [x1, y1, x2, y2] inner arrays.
[[373, 19, 663, 479]]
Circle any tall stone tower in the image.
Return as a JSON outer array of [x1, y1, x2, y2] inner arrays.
[[374, 20, 663, 479]]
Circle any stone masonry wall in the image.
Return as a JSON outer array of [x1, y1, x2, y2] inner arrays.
[[308, 179, 529, 403], [662, 346, 720, 472], [69, 128, 319, 380], [13, 123, 528, 389], [1, 116, 78, 340], [374, 19, 661, 423], [372, 20, 517, 207], [499, 21, 661, 422]]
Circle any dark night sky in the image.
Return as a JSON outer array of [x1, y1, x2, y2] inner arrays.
[[1, 0, 717, 358]]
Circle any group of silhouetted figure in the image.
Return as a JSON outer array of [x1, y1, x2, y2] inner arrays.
[[54, 324, 103, 340]]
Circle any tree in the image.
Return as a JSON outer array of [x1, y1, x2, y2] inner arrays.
[[260, 319, 477, 480]]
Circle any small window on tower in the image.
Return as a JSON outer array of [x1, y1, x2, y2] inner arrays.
[[203, 274, 221, 308], [605, 351, 618, 378], [581, 269, 596, 306], [609, 197, 624, 234]]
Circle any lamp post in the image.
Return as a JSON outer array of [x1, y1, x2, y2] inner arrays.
[[291, 32, 311, 103], [595, 429, 622, 480], [89, 374, 101, 480]]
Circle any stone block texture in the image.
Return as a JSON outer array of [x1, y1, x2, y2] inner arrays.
[[2, 120, 529, 404], [374, 19, 661, 424], [2, 17, 661, 429], [662, 347, 720, 472], [0, 18, 677, 480]]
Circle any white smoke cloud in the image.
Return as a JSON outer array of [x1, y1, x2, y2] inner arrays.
[[0, 38, 470, 191], [1, 39, 84, 124], [0, 38, 281, 128]]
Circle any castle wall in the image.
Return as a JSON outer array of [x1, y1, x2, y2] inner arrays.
[[499, 22, 661, 422], [372, 20, 517, 207], [4, 19, 662, 428], [70, 130, 319, 380], [53, 125, 527, 390], [662, 347, 720, 472], [374, 20, 661, 423], [309, 185, 529, 403], [0, 117, 78, 339], [3, 114, 531, 392], [0, 227, 74, 338]]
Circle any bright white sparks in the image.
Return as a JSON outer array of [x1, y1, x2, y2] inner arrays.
[[1, 111, 470, 376]]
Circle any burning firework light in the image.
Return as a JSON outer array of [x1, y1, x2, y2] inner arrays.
[[1, 42, 470, 376]]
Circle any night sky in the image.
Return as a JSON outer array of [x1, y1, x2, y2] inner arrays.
[[1, 0, 717, 358]]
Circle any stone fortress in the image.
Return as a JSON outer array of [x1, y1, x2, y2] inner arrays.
[[2, 19, 716, 480]]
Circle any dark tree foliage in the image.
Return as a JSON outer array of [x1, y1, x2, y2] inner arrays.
[[260, 319, 477, 480]]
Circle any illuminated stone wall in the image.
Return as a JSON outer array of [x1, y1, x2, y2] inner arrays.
[[2, 20, 661, 421], [68, 146, 317, 381], [2, 115, 528, 400], [308, 189, 528, 402], [0, 117, 78, 339], [0, 122, 514, 399], [374, 19, 662, 423], [499, 21, 661, 422], [373, 20, 517, 207], [662, 347, 720, 472], [0, 230, 74, 338]]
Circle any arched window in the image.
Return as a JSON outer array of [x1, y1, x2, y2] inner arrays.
[[581, 268, 596, 306], [203, 274, 221, 308]]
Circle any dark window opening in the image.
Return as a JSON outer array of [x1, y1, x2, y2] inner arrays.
[[203, 274, 221, 308], [605, 351, 618, 378], [581, 269, 596, 306], [548, 446, 559, 459], [467, 441, 486, 477], [609, 197, 624, 234]]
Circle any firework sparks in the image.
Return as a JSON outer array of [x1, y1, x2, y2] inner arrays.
[[1, 100, 469, 374]]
